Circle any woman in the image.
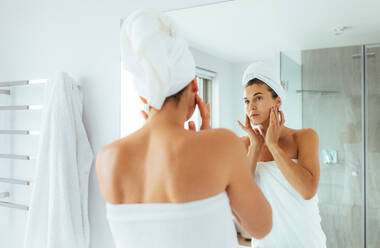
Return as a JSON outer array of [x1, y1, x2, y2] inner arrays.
[[237, 62, 326, 247], [96, 9, 272, 248]]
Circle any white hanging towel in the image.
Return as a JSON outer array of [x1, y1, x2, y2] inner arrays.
[[24, 72, 94, 248]]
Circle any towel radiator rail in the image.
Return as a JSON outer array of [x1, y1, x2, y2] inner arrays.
[[0, 79, 43, 210]]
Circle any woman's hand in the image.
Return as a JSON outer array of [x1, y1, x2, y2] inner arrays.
[[187, 121, 196, 131], [237, 114, 264, 151], [265, 107, 285, 148], [188, 94, 211, 131], [196, 94, 211, 130], [140, 96, 149, 121]]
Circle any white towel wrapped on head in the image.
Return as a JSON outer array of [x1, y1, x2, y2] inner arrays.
[[242, 61, 286, 101], [120, 9, 195, 110]]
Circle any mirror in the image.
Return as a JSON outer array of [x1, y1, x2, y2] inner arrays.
[[120, 1, 380, 247], [161, 1, 380, 247]]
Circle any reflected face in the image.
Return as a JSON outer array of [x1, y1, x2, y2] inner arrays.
[[244, 83, 276, 125]]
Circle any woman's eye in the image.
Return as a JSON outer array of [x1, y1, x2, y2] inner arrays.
[[256, 96, 262, 101], [244, 100, 249, 104]]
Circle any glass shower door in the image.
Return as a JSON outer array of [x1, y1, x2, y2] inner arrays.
[[281, 46, 365, 247], [366, 44, 380, 248], [301, 46, 364, 248]]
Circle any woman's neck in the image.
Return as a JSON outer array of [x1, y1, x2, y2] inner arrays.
[[147, 101, 188, 129]]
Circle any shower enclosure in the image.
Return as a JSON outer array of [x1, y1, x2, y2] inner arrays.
[[281, 44, 380, 248]]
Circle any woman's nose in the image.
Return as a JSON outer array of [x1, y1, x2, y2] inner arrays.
[[249, 103, 256, 110]]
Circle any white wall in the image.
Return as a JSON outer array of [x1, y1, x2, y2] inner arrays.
[[280, 53, 302, 129], [0, 1, 222, 247]]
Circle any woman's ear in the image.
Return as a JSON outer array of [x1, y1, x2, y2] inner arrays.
[[276, 97, 282, 109]]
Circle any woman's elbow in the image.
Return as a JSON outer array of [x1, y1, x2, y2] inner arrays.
[[264, 205, 273, 236], [252, 204, 273, 239], [257, 219, 273, 239], [302, 186, 318, 200], [302, 193, 315, 200]]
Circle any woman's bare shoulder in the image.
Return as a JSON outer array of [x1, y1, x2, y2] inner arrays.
[[186, 128, 247, 160], [292, 128, 319, 146], [96, 130, 146, 175], [293, 128, 318, 137], [193, 128, 241, 144], [95, 141, 125, 179], [95, 131, 148, 202]]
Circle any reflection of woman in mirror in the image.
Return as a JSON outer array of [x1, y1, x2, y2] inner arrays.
[[96, 9, 272, 248], [237, 62, 326, 247]]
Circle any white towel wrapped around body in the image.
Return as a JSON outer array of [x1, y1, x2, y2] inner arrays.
[[106, 192, 238, 248], [252, 159, 326, 248]]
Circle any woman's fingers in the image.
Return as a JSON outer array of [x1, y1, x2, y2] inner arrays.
[[141, 110, 148, 120], [188, 121, 196, 131], [253, 128, 260, 136], [275, 107, 280, 124], [238, 120, 259, 138], [196, 95, 211, 130], [245, 114, 251, 127], [196, 95, 208, 118], [139, 96, 148, 104], [196, 94, 203, 110], [273, 107, 282, 126], [204, 100, 211, 113], [279, 110, 285, 126], [237, 120, 247, 131], [259, 128, 266, 138], [273, 107, 279, 125], [269, 108, 275, 126], [140, 96, 149, 120]]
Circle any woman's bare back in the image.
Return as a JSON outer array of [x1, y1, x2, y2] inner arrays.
[[97, 125, 273, 238], [97, 126, 236, 204]]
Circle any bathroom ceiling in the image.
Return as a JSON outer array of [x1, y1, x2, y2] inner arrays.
[[168, 0, 380, 63]]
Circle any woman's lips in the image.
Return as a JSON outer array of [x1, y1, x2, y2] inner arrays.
[[250, 114, 259, 118]]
